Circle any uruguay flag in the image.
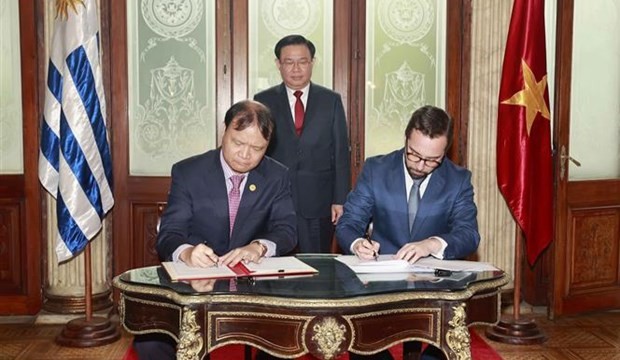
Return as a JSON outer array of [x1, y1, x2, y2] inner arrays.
[[38, 0, 114, 262]]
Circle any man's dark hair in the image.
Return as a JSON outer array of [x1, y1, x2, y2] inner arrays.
[[224, 100, 274, 141], [274, 35, 316, 59], [405, 105, 454, 149]]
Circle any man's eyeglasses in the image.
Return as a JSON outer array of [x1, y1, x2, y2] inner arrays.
[[280, 59, 312, 70], [406, 151, 443, 168]]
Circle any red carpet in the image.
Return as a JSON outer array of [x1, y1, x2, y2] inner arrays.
[[123, 329, 501, 359]]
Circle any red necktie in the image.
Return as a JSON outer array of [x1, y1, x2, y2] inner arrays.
[[228, 175, 244, 236], [293, 90, 304, 136]]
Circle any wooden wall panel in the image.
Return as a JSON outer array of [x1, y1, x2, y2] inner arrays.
[[0, 202, 22, 293], [556, 179, 620, 315], [131, 202, 163, 267], [567, 209, 619, 294]]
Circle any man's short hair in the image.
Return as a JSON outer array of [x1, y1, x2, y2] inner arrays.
[[224, 100, 274, 141], [405, 105, 454, 148], [274, 34, 316, 59]]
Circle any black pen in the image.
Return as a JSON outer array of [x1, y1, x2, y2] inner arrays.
[[364, 233, 378, 261]]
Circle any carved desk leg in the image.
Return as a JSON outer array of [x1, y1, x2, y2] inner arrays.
[[177, 307, 204, 360], [445, 303, 471, 360]]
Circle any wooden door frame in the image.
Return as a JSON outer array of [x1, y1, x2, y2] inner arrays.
[[551, 0, 620, 317], [0, 0, 43, 315], [108, 0, 234, 278]]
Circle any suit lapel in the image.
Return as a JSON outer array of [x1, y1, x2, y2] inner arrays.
[[410, 163, 447, 240], [303, 83, 318, 133], [389, 151, 411, 242], [229, 162, 265, 247], [204, 150, 230, 239], [276, 84, 298, 137]]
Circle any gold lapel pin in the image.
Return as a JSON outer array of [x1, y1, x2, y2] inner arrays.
[[249, 184, 257, 192]]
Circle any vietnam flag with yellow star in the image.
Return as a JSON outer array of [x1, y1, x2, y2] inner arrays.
[[497, 0, 553, 265]]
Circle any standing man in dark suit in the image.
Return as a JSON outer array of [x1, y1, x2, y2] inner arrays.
[[134, 100, 297, 359], [336, 105, 480, 360], [254, 34, 350, 254]]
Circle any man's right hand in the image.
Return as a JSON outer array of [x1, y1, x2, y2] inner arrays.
[[179, 244, 219, 268], [353, 238, 380, 260]]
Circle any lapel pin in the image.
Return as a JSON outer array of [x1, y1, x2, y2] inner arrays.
[[249, 184, 257, 192]]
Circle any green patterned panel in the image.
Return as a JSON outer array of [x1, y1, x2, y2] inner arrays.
[[365, 0, 446, 158], [127, 0, 216, 176], [248, 0, 334, 96]]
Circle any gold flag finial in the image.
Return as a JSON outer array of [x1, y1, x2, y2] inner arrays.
[[55, 0, 85, 20]]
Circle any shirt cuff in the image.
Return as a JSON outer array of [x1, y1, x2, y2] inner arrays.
[[350, 238, 366, 254], [255, 239, 276, 257], [430, 237, 447, 259], [172, 244, 193, 263]]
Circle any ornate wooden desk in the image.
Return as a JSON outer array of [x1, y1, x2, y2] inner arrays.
[[113, 256, 507, 360]]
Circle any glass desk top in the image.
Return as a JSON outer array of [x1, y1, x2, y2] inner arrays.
[[118, 256, 505, 299]]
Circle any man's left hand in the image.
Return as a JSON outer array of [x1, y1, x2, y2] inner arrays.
[[331, 204, 344, 224], [395, 238, 442, 264], [219, 242, 265, 267]]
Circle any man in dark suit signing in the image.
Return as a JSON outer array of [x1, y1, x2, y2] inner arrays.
[[134, 100, 297, 359], [254, 34, 350, 254], [336, 105, 480, 360]]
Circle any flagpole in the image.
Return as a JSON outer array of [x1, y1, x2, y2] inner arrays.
[[486, 227, 546, 344], [56, 242, 120, 347], [85, 242, 92, 322]]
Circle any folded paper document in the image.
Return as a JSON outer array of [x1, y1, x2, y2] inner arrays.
[[162, 256, 318, 281], [336, 255, 498, 274], [335, 255, 422, 273]]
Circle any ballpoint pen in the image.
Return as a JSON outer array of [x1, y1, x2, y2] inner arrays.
[[364, 233, 378, 261]]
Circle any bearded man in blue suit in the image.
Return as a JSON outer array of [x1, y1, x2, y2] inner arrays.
[[336, 105, 480, 360]]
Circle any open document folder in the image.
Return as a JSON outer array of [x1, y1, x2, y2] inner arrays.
[[335, 255, 498, 274], [162, 256, 318, 281]]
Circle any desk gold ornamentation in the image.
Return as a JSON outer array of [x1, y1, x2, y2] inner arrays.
[[114, 258, 507, 360], [177, 309, 203, 360], [446, 303, 471, 360], [118, 294, 126, 326], [311, 317, 347, 359]]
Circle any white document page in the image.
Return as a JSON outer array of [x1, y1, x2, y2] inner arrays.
[[162, 261, 236, 281], [244, 257, 319, 275], [336, 255, 499, 274], [412, 257, 499, 272], [335, 255, 421, 273]]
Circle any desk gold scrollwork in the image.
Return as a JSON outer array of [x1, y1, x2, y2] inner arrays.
[[114, 258, 508, 360]]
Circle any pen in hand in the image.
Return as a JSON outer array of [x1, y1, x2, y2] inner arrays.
[[364, 233, 378, 261]]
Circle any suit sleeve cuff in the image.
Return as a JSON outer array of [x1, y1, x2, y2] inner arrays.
[[430, 237, 447, 259]]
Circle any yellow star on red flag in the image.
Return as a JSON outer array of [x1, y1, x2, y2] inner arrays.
[[501, 59, 550, 135]]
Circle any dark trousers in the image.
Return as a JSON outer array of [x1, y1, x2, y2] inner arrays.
[[348, 343, 445, 360], [132, 333, 176, 360], [296, 215, 334, 253]]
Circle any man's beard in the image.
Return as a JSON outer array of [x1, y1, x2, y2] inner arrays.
[[407, 167, 428, 180]]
